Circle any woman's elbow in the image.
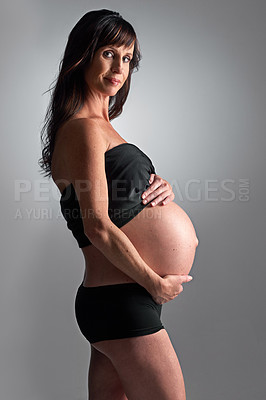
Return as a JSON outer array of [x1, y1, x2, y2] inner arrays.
[[84, 216, 110, 244]]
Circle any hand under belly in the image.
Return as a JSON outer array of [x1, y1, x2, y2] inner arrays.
[[120, 201, 199, 276]]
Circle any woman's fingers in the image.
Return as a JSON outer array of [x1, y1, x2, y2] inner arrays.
[[167, 274, 193, 285], [141, 175, 174, 206], [182, 275, 193, 283], [152, 274, 193, 304]]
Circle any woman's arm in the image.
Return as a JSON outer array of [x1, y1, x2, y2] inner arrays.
[[87, 218, 162, 295]]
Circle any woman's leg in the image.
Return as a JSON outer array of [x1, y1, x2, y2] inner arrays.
[[88, 345, 128, 400], [92, 329, 186, 400]]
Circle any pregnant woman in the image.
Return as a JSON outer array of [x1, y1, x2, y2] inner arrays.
[[39, 9, 199, 400]]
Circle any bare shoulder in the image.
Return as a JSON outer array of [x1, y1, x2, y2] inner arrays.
[[61, 118, 108, 150], [52, 118, 110, 193], [60, 118, 107, 176], [59, 118, 111, 234]]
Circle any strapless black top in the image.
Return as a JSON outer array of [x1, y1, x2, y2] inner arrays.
[[60, 142, 156, 248]]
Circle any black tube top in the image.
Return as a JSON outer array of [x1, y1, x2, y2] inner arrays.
[[60, 143, 156, 248]]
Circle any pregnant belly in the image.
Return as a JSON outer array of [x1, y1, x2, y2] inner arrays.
[[82, 201, 199, 286], [121, 201, 199, 276]]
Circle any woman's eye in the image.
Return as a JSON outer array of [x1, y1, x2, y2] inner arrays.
[[103, 51, 113, 58], [103, 51, 131, 63]]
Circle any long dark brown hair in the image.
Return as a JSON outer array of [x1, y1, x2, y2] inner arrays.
[[38, 9, 141, 178]]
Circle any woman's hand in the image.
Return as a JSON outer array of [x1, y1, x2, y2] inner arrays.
[[141, 174, 175, 207], [151, 274, 193, 305]]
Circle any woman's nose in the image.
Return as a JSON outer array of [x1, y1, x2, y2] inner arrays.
[[111, 58, 123, 74]]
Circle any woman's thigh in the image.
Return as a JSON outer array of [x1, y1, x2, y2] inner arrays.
[[89, 345, 128, 400], [92, 329, 186, 400]]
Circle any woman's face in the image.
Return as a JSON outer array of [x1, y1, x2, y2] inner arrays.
[[84, 42, 135, 97]]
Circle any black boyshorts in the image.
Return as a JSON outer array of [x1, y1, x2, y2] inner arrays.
[[74, 282, 164, 344]]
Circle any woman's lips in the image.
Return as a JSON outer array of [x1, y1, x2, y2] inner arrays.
[[105, 78, 120, 86]]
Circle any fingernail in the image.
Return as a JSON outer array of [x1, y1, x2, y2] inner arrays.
[[143, 199, 147, 204], [188, 276, 193, 281]]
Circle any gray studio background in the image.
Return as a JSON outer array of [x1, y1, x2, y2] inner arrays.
[[1, 0, 265, 399]]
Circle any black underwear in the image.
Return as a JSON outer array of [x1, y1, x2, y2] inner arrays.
[[74, 282, 164, 344]]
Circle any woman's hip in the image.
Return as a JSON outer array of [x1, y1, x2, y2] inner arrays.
[[74, 281, 164, 344]]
